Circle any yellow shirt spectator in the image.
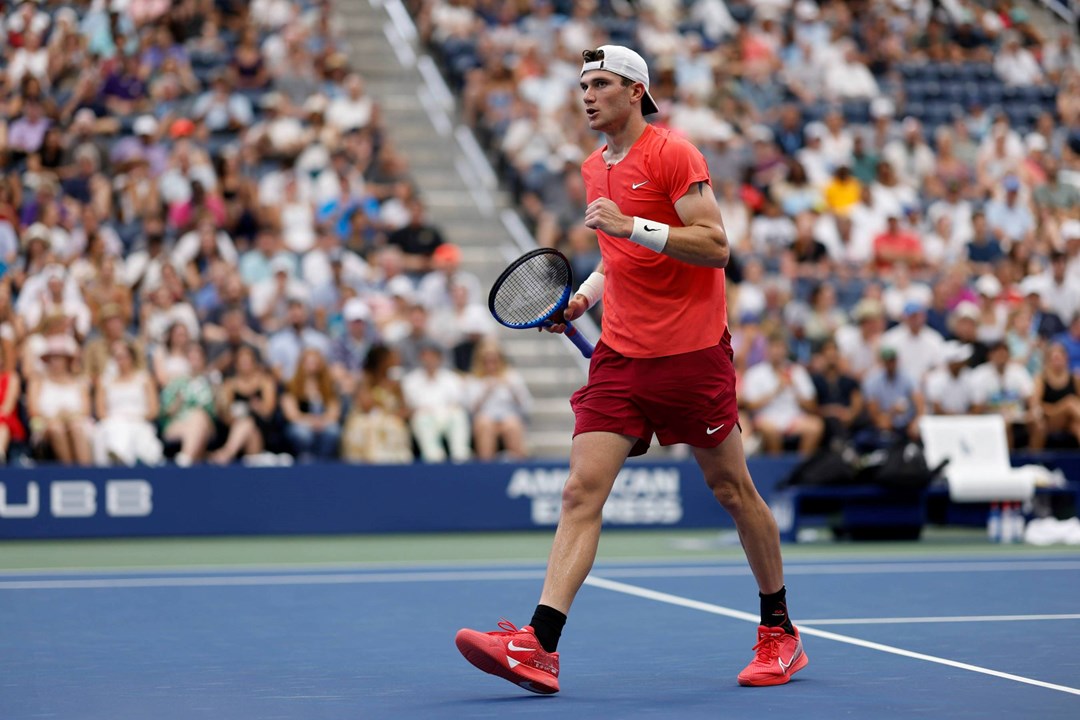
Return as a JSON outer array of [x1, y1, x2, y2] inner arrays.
[[824, 169, 862, 215]]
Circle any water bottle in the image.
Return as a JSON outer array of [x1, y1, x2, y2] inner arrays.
[[987, 502, 1002, 543], [1009, 502, 1026, 544], [1000, 502, 1014, 544]]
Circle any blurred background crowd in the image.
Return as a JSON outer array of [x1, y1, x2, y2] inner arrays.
[[0, 0, 533, 467], [415, 0, 1080, 456], [0, 0, 1078, 468]]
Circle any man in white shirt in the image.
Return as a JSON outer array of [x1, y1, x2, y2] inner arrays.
[[968, 341, 1042, 449], [881, 301, 946, 386], [402, 343, 471, 462], [740, 334, 822, 455], [835, 298, 886, 381], [883, 118, 936, 189], [1041, 251, 1080, 324], [923, 341, 976, 415]]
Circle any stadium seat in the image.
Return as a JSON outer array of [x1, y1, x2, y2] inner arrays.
[[919, 415, 1038, 503]]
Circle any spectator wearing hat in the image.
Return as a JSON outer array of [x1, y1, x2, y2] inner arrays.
[[857, 344, 923, 450], [330, 298, 377, 395], [740, 333, 823, 455], [881, 301, 946, 386], [883, 118, 935, 190], [417, 243, 482, 311], [923, 341, 977, 415], [835, 298, 887, 381], [109, 114, 168, 177], [26, 335, 93, 465], [984, 176, 1034, 248], [972, 273, 1009, 344], [19, 263, 91, 342], [250, 256, 309, 334], [84, 302, 144, 382], [968, 340, 1043, 450]]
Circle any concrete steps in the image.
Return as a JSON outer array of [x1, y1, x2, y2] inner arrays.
[[342, 0, 579, 457]]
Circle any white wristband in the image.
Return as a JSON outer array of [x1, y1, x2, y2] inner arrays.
[[629, 216, 669, 253], [575, 271, 605, 310]]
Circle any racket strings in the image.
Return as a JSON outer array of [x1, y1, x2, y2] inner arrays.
[[491, 253, 570, 327]]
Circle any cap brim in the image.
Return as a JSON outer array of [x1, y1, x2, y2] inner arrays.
[[641, 90, 659, 116]]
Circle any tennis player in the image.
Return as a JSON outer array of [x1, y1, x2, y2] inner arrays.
[[456, 45, 807, 693]]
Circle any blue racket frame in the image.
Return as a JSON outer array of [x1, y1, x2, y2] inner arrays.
[[488, 249, 595, 359]]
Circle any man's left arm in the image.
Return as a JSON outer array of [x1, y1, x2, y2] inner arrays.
[[584, 180, 729, 268]]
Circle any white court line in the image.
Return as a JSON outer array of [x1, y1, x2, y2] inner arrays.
[[0, 569, 548, 590], [800, 613, 1080, 625], [583, 575, 1080, 697], [4, 558, 1080, 589]]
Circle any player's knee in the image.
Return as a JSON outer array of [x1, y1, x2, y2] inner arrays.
[[705, 468, 752, 512], [560, 474, 606, 517]]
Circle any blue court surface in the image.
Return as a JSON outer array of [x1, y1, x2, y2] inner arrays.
[[2, 546, 1078, 720]]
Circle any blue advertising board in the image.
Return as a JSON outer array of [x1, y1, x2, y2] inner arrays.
[[0, 457, 801, 540]]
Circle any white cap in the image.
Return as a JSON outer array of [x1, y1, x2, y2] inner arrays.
[[870, 97, 895, 119], [270, 255, 293, 275], [943, 340, 973, 364], [795, 0, 819, 20], [581, 45, 659, 116], [975, 274, 1002, 298], [952, 300, 980, 321], [804, 121, 827, 140], [342, 297, 371, 323], [386, 275, 415, 300], [1018, 275, 1049, 298], [709, 121, 734, 142], [133, 115, 158, 136], [1025, 133, 1048, 153]]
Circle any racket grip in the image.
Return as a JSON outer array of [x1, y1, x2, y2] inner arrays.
[[563, 320, 594, 358]]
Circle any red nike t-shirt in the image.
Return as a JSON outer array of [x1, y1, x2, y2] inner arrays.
[[581, 124, 727, 358]]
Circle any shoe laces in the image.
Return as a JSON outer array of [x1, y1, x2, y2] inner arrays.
[[752, 629, 785, 662], [497, 619, 522, 634]]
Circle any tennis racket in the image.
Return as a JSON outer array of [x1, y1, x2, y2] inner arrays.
[[488, 248, 595, 358]]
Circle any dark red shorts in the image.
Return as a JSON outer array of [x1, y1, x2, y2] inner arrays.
[[570, 330, 739, 456]]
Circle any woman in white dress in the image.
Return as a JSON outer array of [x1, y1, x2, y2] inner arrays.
[[465, 339, 531, 461], [27, 336, 93, 464], [94, 340, 163, 466]]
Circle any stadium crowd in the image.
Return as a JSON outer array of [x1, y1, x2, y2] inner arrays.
[[0, 0, 533, 467], [416, 0, 1080, 455]]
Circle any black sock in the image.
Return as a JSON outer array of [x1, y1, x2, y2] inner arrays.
[[760, 586, 795, 635], [529, 604, 567, 653]]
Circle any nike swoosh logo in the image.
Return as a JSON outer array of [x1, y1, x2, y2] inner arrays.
[[507, 641, 533, 653], [778, 645, 802, 673], [644, 225, 659, 232], [632, 180, 650, 189], [706, 424, 725, 435]]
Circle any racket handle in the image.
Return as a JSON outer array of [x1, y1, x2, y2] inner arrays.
[[562, 320, 594, 358]]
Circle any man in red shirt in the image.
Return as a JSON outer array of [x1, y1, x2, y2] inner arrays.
[[456, 46, 807, 692], [872, 213, 924, 271]]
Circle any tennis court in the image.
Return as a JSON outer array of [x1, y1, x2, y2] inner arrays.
[[1, 530, 1077, 719]]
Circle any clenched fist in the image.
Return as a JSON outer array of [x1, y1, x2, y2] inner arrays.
[[584, 197, 632, 238]]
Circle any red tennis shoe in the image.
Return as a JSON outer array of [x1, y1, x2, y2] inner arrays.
[[455, 620, 560, 694], [737, 625, 808, 686]]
